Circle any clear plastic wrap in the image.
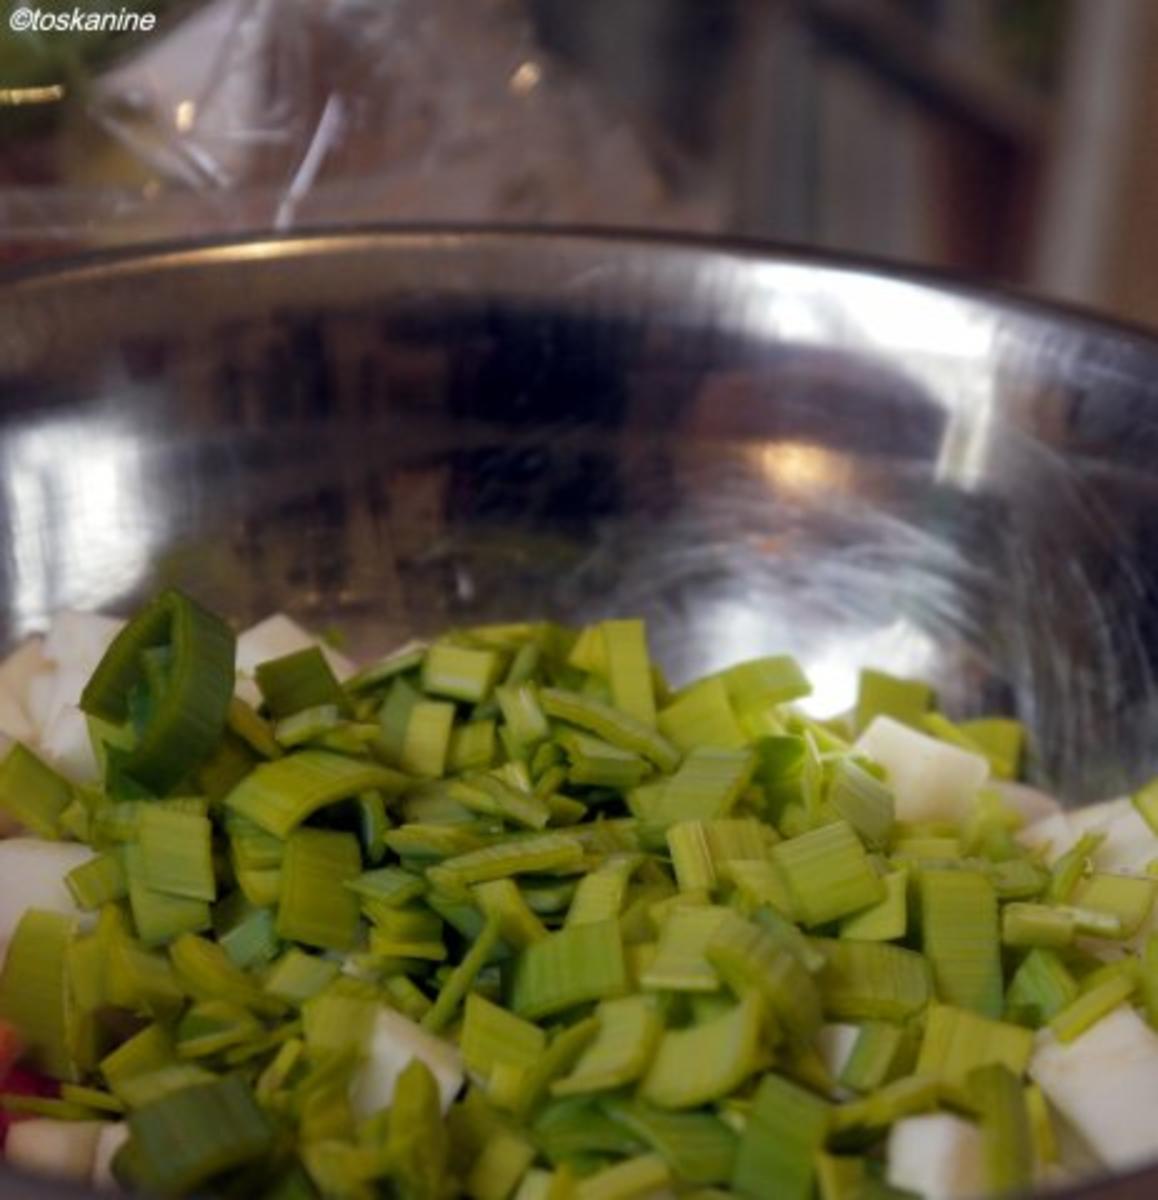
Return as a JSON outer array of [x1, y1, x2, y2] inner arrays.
[[0, 0, 724, 254]]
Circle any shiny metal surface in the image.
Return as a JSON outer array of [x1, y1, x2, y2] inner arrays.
[[1, 228, 1158, 1196]]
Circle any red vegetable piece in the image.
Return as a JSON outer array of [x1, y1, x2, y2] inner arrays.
[[0, 1052, 58, 1152]]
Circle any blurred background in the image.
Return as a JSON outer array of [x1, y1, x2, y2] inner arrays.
[[1, 0, 1156, 326]]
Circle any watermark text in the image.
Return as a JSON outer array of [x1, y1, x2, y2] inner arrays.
[[9, 6, 156, 34]]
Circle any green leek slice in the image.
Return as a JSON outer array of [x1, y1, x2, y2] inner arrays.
[[732, 1071, 829, 1200], [0, 743, 73, 838], [276, 828, 362, 951], [919, 868, 1002, 1017], [552, 995, 663, 1095], [125, 1074, 274, 1194], [639, 992, 763, 1109], [510, 920, 629, 1020], [224, 749, 409, 837], [0, 909, 77, 1080], [80, 589, 235, 793], [772, 820, 885, 927]]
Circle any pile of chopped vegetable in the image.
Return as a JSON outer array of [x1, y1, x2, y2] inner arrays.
[[1, 592, 1158, 1198]]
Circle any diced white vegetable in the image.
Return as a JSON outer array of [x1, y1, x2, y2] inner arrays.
[[994, 781, 1063, 826], [235, 613, 356, 683], [1029, 1005, 1158, 1171], [1023, 797, 1158, 875], [1018, 812, 1077, 864], [41, 611, 123, 677], [0, 637, 44, 744], [1073, 799, 1158, 875], [0, 637, 47, 711], [854, 716, 989, 824], [0, 838, 95, 960], [349, 1007, 463, 1118], [0, 691, 32, 745], [39, 704, 99, 784], [886, 1113, 985, 1199], [25, 671, 60, 740], [91, 1122, 130, 1191], [6, 1119, 106, 1182], [24, 665, 93, 748], [234, 673, 263, 709], [815, 1023, 860, 1082]]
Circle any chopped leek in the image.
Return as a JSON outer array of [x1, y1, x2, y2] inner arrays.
[[224, 749, 409, 837], [256, 645, 345, 718], [125, 1074, 274, 1194], [344, 640, 426, 693], [561, 731, 651, 789], [827, 758, 894, 850], [400, 699, 457, 779], [124, 843, 211, 946], [644, 748, 755, 826], [541, 688, 680, 772], [1132, 776, 1158, 836], [139, 807, 216, 902], [574, 1153, 669, 1200], [602, 620, 656, 727], [1001, 902, 1075, 949], [720, 655, 810, 716], [919, 869, 1002, 1017], [772, 820, 885, 927], [666, 822, 717, 893], [263, 948, 340, 1006], [968, 1063, 1033, 1195], [639, 992, 763, 1109], [813, 939, 931, 1022], [424, 643, 504, 704], [496, 683, 551, 749], [0, 743, 73, 838], [430, 834, 584, 891], [0, 909, 76, 1080], [423, 912, 502, 1034], [467, 1128, 536, 1200], [272, 703, 346, 750], [959, 718, 1024, 780], [732, 1072, 829, 1200], [1070, 872, 1156, 939], [705, 912, 820, 1043], [840, 1022, 913, 1094], [461, 992, 545, 1081], [80, 589, 235, 793], [64, 851, 126, 910], [276, 828, 362, 951], [855, 668, 933, 734], [474, 878, 549, 947], [169, 933, 272, 1012], [839, 869, 908, 942], [449, 720, 499, 773], [552, 995, 662, 1095], [657, 678, 746, 753], [565, 854, 639, 927], [1049, 970, 1138, 1044], [640, 906, 728, 993], [915, 1004, 1034, 1099], [1144, 934, 1158, 1030], [510, 920, 629, 1020], [1005, 948, 1078, 1026], [4, 594, 1151, 1200]]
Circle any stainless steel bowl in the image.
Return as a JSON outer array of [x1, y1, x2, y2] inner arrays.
[[1, 228, 1157, 1198]]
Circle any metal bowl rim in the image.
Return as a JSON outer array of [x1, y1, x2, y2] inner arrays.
[[1, 222, 1157, 354]]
